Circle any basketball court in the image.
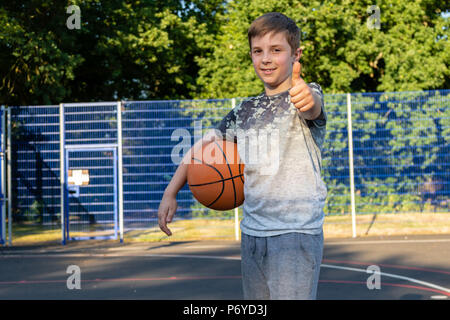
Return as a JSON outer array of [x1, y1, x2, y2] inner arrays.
[[0, 234, 449, 300]]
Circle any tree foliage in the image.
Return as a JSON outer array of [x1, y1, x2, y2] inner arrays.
[[1, 0, 448, 105], [0, 0, 225, 105], [197, 0, 449, 98]]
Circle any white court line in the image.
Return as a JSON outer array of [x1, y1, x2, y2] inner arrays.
[[321, 264, 450, 294], [1, 252, 449, 294], [325, 238, 450, 245], [145, 238, 450, 248]]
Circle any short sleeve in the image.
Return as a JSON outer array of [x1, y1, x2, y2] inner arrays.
[[215, 106, 238, 143]]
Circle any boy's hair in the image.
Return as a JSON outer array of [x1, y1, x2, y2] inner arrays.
[[248, 12, 300, 55]]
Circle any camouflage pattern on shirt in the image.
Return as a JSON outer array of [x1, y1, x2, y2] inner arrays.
[[216, 83, 328, 237]]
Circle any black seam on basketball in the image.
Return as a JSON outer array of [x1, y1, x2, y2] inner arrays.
[[214, 141, 237, 208], [190, 156, 225, 208], [191, 157, 204, 164], [188, 174, 244, 187]]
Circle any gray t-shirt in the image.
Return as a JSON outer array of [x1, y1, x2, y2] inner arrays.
[[216, 84, 327, 237]]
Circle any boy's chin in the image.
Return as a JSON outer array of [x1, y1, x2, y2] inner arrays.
[[263, 81, 280, 90]]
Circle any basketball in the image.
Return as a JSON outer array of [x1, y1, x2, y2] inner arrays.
[[187, 139, 244, 210]]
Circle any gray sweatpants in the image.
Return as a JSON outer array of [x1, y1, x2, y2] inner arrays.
[[241, 231, 323, 300]]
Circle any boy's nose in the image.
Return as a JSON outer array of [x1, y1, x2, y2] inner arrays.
[[262, 52, 272, 63]]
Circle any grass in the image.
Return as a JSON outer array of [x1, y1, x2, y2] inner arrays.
[[323, 212, 450, 238], [5, 212, 450, 244]]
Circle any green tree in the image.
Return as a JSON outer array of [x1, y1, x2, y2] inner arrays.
[[196, 0, 449, 99], [0, 2, 83, 105], [0, 0, 226, 105]]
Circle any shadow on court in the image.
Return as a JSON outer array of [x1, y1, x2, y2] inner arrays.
[[0, 235, 449, 300]]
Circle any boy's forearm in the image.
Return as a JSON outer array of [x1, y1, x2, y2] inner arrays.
[[300, 91, 322, 121], [164, 162, 188, 197], [163, 142, 199, 197]]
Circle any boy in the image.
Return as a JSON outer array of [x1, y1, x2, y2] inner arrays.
[[158, 12, 327, 300]]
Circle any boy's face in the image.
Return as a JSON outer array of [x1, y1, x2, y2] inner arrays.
[[250, 31, 301, 95]]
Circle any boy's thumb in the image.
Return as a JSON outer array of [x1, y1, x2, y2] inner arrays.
[[292, 61, 302, 83]]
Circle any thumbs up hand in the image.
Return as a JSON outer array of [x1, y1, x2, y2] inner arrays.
[[289, 61, 320, 119]]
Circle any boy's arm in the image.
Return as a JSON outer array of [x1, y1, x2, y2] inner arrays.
[[305, 83, 326, 123], [162, 132, 216, 197], [158, 131, 219, 236], [301, 88, 323, 121], [289, 61, 323, 121]]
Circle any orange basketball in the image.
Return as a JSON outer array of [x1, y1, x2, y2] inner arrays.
[[187, 140, 244, 210]]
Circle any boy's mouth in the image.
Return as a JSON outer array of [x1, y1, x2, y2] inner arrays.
[[261, 68, 276, 75]]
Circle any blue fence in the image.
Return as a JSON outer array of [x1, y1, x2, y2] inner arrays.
[[10, 105, 61, 225], [8, 89, 450, 234], [0, 107, 4, 244], [62, 102, 120, 240]]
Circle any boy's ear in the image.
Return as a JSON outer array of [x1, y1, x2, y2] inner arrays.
[[294, 47, 302, 61]]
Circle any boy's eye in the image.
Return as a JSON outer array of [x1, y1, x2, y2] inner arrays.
[[252, 49, 281, 54]]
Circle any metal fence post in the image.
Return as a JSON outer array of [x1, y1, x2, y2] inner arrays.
[[347, 93, 357, 238], [231, 98, 240, 241], [1, 106, 5, 245], [7, 107, 12, 245], [117, 101, 124, 243], [59, 103, 66, 245]]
